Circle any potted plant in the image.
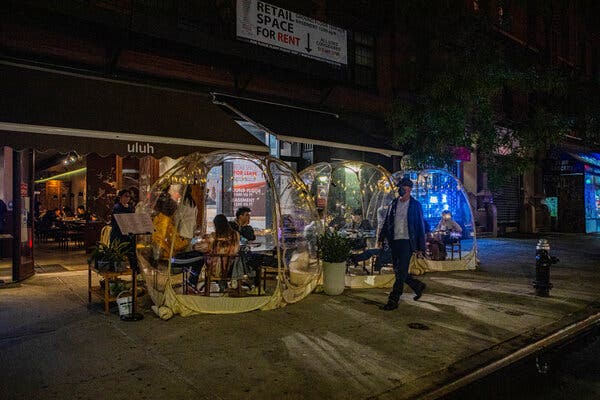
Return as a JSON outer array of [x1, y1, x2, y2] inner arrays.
[[88, 240, 130, 272], [317, 230, 352, 295]]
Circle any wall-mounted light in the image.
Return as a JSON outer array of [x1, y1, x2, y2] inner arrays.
[[63, 151, 82, 165]]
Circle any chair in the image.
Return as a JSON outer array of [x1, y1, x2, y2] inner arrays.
[[99, 225, 112, 246], [203, 253, 238, 296], [445, 239, 461, 260], [260, 266, 279, 294]]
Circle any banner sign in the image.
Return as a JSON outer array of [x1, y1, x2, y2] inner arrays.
[[233, 160, 266, 216], [236, 0, 347, 65]]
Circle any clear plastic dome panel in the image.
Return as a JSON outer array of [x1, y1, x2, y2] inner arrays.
[[136, 151, 320, 314], [393, 169, 475, 254]]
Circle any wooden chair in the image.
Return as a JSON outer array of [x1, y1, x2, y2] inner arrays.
[[260, 266, 279, 294], [99, 225, 112, 246], [203, 253, 239, 296]]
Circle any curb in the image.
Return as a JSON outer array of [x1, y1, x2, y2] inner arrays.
[[419, 311, 600, 399]]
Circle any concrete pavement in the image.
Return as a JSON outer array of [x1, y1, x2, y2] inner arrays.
[[1, 235, 599, 400]]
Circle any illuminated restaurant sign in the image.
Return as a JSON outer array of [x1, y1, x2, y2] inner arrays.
[[236, 0, 347, 65]]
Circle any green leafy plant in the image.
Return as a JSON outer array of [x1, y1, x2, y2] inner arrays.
[[88, 240, 130, 270], [317, 230, 352, 264]]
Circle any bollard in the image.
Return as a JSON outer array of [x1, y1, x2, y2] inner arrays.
[[533, 239, 559, 296]]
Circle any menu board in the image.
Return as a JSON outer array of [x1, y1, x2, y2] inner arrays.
[[113, 213, 154, 235]]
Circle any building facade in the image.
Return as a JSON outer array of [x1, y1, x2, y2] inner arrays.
[[1, 0, 598, 281]]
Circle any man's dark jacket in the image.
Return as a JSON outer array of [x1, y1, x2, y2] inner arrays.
[[379, 197, 426, 252], [229, 220, 256, 241]]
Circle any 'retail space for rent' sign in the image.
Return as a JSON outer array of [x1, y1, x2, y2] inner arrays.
[[236, 0, 347, 66]]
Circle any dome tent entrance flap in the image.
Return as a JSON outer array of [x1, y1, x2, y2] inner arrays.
[[136, 151, 321, 316]]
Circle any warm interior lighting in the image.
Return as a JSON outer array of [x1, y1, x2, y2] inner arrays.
[[35, 167, 87, 183]]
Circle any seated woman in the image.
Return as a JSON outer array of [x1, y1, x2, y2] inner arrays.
[[191, 214, 240, 293], [152, 190, 190, 261]]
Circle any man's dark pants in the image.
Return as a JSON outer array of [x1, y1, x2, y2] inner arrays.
[[388, 239, 423, 304]]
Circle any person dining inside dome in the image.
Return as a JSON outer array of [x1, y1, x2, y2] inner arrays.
[[435, 210, 462, 242]]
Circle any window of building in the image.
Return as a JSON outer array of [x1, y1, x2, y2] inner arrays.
[[496, 0, 512, 31], [353, 31, 375, 88]]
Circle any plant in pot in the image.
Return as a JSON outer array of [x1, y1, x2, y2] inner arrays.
[[88, 240, 130, 272], [317, 230, 352, 295]]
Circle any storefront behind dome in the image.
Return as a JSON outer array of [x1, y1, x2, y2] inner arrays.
[[136, 151, 321, 316]]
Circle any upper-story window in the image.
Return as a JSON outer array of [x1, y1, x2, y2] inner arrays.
[[353, 31, 375, 88], [496, 0, 512, 31]]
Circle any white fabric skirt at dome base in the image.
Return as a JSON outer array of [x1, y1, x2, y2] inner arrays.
[[344, 246, 478, 289]]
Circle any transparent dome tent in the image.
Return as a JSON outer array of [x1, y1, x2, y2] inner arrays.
[[299, 161, 397, 288], [136, 151, 321, 317], [392, 169, 478, 275]]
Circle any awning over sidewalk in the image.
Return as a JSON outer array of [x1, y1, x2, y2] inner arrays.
[[0, 62, 268, 158], [212, 93, 402, 157]]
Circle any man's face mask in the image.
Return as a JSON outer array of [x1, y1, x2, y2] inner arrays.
[[398, 187, 406, 197]]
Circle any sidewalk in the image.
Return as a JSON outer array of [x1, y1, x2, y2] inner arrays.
[[1, 235, 599, 400]]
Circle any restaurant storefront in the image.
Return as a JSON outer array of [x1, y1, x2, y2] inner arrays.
[[0, 62, 268, 283]]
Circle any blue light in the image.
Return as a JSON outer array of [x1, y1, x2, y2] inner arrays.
[[430, 196, 438, 204]]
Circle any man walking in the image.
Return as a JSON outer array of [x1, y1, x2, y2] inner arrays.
[[378, 177, 427, 310]]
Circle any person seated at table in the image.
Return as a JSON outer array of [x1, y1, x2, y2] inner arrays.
[[435, 210, 463, 244], [344, 208, 373, 232], [192, 214, 240, 292], [348, 244, 392, 273], [152, 190, 190, 260], [327, 211, 346, 231], [54, 208, 65, 220], [304, 208, 325, 254], [229, 206, 255, 242], [62, 206, 74, 218], [425, 219, 446, 261], [344, 208, 374, 250], [231, 207, 268, 287], [40, 208, 59, 226], [76, 205, 91, 221], [173, 186, 198, 240]]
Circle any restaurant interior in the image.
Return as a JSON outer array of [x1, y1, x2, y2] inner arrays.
[[0, 148, 179, 283]]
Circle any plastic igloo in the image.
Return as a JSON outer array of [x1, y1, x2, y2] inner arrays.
[[391, 169, 478, 275], [299, 161, 397, 288], [136, 151, 321, 317]]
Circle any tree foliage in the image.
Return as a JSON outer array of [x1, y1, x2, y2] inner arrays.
[[386, 0, 599, 189]]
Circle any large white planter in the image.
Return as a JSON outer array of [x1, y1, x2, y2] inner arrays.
[[322, 261, 346, 295]]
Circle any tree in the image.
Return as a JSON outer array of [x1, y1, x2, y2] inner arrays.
[[386, 0, 599, 189]]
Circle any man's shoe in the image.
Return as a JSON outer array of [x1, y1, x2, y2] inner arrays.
[[413, 282, 426, 301], [380, 301, 398, 311]]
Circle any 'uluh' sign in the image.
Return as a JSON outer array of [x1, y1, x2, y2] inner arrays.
[[236, 0, 347, 66]]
